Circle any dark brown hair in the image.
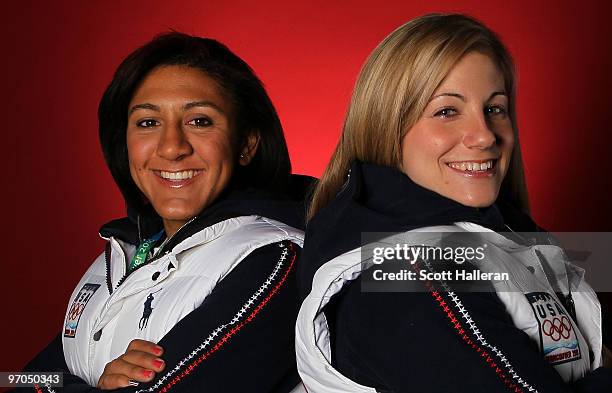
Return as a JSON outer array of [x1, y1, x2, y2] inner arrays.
[[99, 32, 291, 217]]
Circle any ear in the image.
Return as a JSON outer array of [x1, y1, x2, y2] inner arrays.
[[239, 130, 260, 166]]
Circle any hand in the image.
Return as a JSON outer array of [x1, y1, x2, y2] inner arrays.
[[97, 339, 166, 390], [603, 345, 612, 368]]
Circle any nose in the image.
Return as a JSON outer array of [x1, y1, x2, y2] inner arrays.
[[156, 121, 193, 160], [462, 112, 496, 150]]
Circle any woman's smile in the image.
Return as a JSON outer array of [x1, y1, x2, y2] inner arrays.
[[152, 169, 204, 188], [445, 159, 498, 178]]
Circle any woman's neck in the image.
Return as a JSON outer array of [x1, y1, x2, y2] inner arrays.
[[163, 219, 188, 238]]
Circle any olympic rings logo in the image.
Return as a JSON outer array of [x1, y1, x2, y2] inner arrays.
[[542, 316, 572, 341]]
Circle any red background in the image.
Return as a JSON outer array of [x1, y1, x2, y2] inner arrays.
[[2, 0, 611, 375]]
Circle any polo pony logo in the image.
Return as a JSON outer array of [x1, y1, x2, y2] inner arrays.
[[139, 288, 162, 330]]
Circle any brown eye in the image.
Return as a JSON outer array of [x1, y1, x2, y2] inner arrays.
[[187, 117, 212, 127], [136, 119, 159, 128]]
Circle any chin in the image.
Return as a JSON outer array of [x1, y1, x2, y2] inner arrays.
[[455, 193, 498, 208], [154, 205, 199, 222], [447, 190, 498, 208], [150, 197, 206, 219]]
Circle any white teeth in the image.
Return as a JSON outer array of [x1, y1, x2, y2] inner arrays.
[[448, 160, 494, 172], [159, 170, 196, 180]]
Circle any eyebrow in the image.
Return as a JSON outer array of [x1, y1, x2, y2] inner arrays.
[[430, 91, 507, 102], [129, 103, 160, 115], [183, 100, 225, 114], [128, 101, 225, 116]]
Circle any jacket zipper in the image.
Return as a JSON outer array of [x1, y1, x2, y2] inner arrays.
[[104, 242, 113, 295], [111, 217, 196, 290], [512, 223, 578, 324]]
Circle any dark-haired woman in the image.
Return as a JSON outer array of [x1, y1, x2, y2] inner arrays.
[[22, 33, 310, 393], [295, 14, 612, 393]]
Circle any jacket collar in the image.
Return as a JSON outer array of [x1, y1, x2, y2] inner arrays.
[[298, 161, 534, 297], [349, 161, 506, 230]]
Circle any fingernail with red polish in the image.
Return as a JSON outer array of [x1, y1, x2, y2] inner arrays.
[[154, 346, 163, 355], [153, 359, 165, 369], [142, 370, 154, 378]]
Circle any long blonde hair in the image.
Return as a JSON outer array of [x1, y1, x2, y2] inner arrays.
[[308, 13, 529, 220]]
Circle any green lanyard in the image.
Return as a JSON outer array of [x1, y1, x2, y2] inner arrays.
[[128, 230, 165, 273]]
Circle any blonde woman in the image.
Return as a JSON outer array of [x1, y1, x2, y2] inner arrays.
[[296, 14, 611, 393]]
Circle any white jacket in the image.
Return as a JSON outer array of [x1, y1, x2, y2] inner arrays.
[[62, 215, 304, 387], [296, 222, 603, 393]]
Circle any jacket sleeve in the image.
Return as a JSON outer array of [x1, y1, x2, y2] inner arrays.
[[11, 334, 102, 393], [10, 333, 102, 393], [17, 240, 302, 393], [329, 270, 612, 393]]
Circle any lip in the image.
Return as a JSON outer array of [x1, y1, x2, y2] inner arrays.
[[445, 159, 498, 178], [152, 169, 203, 188]]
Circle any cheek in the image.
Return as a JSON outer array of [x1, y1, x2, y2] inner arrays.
[[402, 130, 435, 180], [212, 140, 234, 162], [505, 129, 515, 150], [126, 134, 157, 187], [403, 130, 454, 172], [194, 135, 236, 171], [498, 126, 515, 172], [127, 134, 142, 167], [127, 133, 155, 167], [490, 117, 514, 145], [428, 133, 454, 156]]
